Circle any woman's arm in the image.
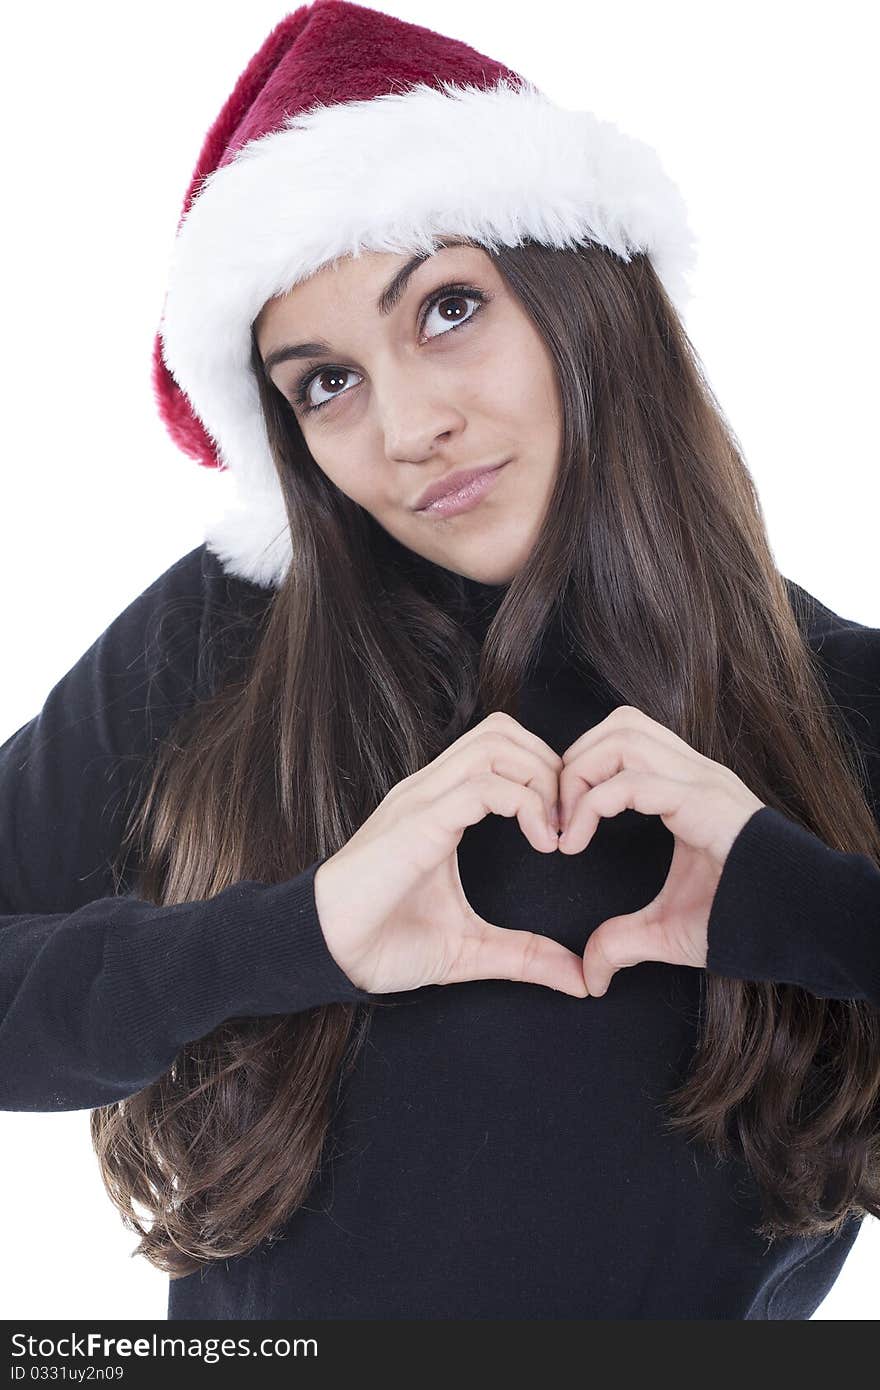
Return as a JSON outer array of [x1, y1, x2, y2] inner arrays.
[[0, 546, 374, 1112], [707, 804, 880, 1004], [0, 863, 374, 1112], [707, 615, 880, 1005]]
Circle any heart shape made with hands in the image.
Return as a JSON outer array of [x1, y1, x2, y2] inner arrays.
[[548, 704, 765, 996]]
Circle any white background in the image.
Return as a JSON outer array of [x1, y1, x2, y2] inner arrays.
[[1, 0, 877, 1321]]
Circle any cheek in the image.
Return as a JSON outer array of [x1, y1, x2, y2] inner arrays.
[[310, 455, 370, 507], [485, 333, 556, 424], [327, 464, 397, 521], [523, 362, 563, 465]]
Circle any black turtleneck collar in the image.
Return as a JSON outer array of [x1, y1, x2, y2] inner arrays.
[[374, 529, 581, 683], [451, 569, 511, 642], [374, 527, 509, 631]]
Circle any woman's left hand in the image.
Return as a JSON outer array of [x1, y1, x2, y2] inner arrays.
[[557, 706, 766, 997]]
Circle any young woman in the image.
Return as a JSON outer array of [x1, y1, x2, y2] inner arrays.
[[2, 0, 879, 1321]]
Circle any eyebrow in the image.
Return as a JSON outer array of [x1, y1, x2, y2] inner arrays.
[[260, 239, 472, 378]]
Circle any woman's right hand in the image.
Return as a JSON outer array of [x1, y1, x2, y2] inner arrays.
[[313, 711, 587, 999]]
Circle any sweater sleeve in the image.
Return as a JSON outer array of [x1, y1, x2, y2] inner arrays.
[[706, 805, 880, 1004], [707, 604, 880, 1005], [0, 546, 377, 1113]]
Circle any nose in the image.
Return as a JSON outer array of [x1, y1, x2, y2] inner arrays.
[[372, 359, 464, 464]]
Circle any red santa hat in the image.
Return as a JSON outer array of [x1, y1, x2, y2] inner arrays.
[[155, 0, 697, 590]]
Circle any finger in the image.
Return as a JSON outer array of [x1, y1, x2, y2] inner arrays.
[[559, 770, 687, 854], [558, 728, 688, 834], [583, 913, 668, 996], [562, 706, 707, 769], [429, 711, 563, 782], [429, 769, 560, 854], [413, 734, 563, 837], [446, 917, 589, 998]]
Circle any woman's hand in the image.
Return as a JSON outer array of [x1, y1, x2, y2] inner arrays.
[[557, 705, 766, 997], [314, 711, 587, 998], [314, 703, 765, 1002]]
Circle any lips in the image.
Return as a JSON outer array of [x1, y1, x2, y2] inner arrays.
[[413, 461, 509, 512]]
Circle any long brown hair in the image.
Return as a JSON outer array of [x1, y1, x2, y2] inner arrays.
[[91, 239, 880, 1277]]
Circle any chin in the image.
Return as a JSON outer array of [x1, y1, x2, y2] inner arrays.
[[457, 562, 517, 585]]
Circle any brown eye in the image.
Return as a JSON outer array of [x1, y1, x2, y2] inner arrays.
[[294, 283, 491, 415], [296, 367, 357, 412], [422, 291, 481, 336]]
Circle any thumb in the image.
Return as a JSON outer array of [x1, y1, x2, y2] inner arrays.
[[450, 916, 589, 998], [584, 910, 667, 997]]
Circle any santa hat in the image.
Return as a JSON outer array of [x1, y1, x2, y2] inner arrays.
[[155, 0, 697, 590]]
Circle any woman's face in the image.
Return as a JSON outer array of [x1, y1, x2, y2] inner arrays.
[[254, 242, 563, 585]]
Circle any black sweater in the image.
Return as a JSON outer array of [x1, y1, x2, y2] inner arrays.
[[1, 543, 879, 1320]]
